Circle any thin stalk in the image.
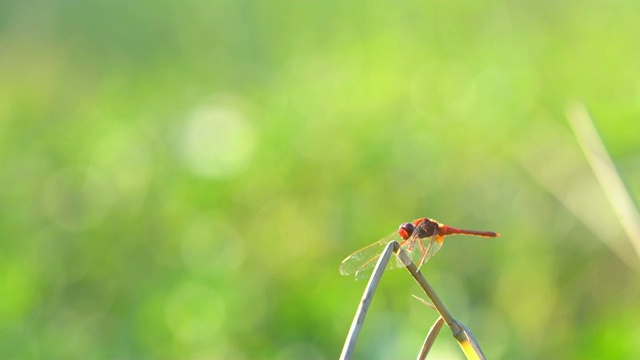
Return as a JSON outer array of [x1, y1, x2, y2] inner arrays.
[[339, 241, 399, 360], [340, 241, 486, 360], [567, 103, 640, 263], [417, 316, 444, 360], [396, 248, 486, 360]]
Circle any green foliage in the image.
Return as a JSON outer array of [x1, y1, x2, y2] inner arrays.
[[1, 0, 640, 358]]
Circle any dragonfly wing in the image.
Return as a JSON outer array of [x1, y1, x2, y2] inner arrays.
[[339, 231, 401, 278], [415, 235, 443, 269], [397, 232, 444, 270]]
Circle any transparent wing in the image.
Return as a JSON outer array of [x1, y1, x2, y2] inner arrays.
[[415, 235, 443, 268], [399, 232, 444, 270], [339, 231, 402, 279]]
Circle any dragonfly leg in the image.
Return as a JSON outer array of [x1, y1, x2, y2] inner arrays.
[[406, 239, 416, 252], [417, 241, 432, 268], [417, 240, 427, 267]]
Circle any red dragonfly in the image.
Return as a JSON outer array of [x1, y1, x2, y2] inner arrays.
[[340, 217, 500, 280]]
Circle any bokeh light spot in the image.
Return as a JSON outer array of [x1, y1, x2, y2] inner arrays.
[[177, 99, 256, 179]]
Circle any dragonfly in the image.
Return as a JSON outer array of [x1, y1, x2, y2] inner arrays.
[[340, 217, 500, 280]]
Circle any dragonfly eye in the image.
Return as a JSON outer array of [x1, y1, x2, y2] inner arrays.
[[398, 222, 415, 240]]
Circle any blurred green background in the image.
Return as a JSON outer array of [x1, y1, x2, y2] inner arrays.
[[2, 0, 640, 359]]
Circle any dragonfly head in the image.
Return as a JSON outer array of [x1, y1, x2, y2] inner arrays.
[[398, 222, 416, 240]]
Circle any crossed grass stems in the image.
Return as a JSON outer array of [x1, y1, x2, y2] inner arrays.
[[340, 240, 486, 360], [341, 104, 640, 359]]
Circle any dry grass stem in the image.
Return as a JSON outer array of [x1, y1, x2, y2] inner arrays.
[[396, 248, 487, 360], [566, 103, 640, 263], [340, 241, 486, 360], [417, 316, 444, 360], [339, 241, 398, 360]]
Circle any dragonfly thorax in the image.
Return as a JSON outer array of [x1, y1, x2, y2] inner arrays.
[[414, 219, 439, 238], [398, 218, 439, 240]]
